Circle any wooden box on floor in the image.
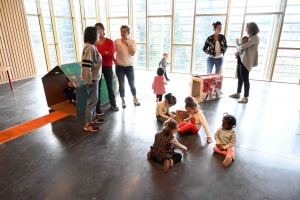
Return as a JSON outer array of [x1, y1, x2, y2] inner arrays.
[[190, 74, 223, 103], [42, 62, 118, 116]]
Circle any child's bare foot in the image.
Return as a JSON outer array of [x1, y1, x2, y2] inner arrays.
[[163, 160, 171, 172], [206, 137, 213, 143], [170, 159, 174, 167], [223, 156, 232, 167]]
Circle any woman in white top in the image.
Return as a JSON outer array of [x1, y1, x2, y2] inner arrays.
[[203, 21, 228, 74], [114, 25, 140, 108]]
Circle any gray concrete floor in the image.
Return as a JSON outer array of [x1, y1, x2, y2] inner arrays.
[[0, 70, 300, 200]]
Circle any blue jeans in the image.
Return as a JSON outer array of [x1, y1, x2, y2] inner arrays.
[[85, 80, 99, 124], [115, 65, 136, 97], [206, 57, 223, 74]]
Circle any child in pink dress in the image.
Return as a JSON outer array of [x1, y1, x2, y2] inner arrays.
[[152, 67, 167, 102]]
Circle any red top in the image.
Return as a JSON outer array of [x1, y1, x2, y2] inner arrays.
[[95, 38, 114, 67]]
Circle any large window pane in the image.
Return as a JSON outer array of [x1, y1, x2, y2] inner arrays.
[[273, 50, 300, 83], [52, 0, 70, 16], [98, 0, 107, 29], [196, 0, 227, 14], [40, 0, 55, 45], [279, 1, 300, 48], [133, 0, 146, 43], [173, 46, 192, 73], [148, 0, 172, 15], [148, 17, 171, 70], [55, 18, 76, 64], [246, 0, 284, 13], [244, 15, 280, 80], [85, 19, 97, 27], [108, 1, 127, 17], [73, 0, 83, 54], [174, 0, 194, 44], [223, 48, 237, 77], [24, 0, 38, 14], [135, 44, 146, 69], [109, 18, 128, 41], [48, 45, 58, 69], [27, 16, 47, 75], [227, 0, 246, 46], [193, 16, 226, 74], [83, 0, 96, 18]]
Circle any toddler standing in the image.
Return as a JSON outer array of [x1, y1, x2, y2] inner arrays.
[[152, 67, 167, 102], [158, 53, 170, 81]]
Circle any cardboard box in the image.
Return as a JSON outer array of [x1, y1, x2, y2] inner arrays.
[[190, 74, 223, 103]]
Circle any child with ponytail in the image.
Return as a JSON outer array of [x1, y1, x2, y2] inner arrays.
[[147, 119, 187, 173], [178, 96, 212, 143]]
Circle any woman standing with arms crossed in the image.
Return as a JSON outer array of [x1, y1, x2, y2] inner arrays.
[[229, 22, 260, 104], [203, 21, 227, 74], [114, 25, 140, 108], [95, 23, 119, 114]]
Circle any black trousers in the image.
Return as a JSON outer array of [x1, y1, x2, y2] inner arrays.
[[63, 86, 76, 102], [237, 57, 250, 97], [156, 94, 163, 102], [162, 67, 169, 80], [154, 152, 182, 164], [96, 67, 117, 112]]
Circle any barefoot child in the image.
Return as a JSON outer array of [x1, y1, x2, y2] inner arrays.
[[213, 113, 237, 167], [147, 119, 187, 173], [178, 96, 212, 143]]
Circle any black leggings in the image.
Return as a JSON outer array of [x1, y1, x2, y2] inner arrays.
[[153, 152, 182, 164], [156, 94, 163, 102], [237, 57, 250, 97]]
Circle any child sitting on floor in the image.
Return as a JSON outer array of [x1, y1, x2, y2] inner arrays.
[[156, 93, 177, 123], [213, 113, 237, 167], [147, 119, 187, 173], [63, 77, 76, 105], [178, 96, 212, 143]]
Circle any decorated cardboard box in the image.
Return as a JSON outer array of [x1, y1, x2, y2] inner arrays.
[[175, 109, 189, 124], [190, 74, 223, 103]]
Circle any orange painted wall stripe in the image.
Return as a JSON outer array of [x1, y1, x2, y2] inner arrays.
[[0, 111, 69, 144]]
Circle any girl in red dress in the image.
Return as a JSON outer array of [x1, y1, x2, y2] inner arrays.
[[152, 67, 167, 102]]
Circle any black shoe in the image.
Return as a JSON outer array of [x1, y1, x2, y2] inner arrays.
[[166, 79, 170, 81], [96, 111, 104, 116], [111, 105, 119, 111]]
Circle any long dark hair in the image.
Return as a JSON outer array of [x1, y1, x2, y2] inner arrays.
[[162, 119, 177, 136]]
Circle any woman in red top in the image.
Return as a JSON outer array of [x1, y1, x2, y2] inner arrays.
[[95, 23, 119, 113]]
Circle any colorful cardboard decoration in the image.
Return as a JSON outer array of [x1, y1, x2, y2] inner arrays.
[[42, 62, 118, 116], [190, 74, 223, 103], [175, 109, 189, 124]]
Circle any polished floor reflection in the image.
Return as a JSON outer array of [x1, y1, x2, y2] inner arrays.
[[0, 70, 300, 200]]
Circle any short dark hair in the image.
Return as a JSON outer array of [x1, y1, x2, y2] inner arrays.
[[185, 96, 198, 108], [120, 25, 131, 34], [212, 21, 222, 29], [157, 67, 165, 76], [84, 26, 98, 44], [223, 113, 237, 128], [246, 22, 260, 36], [165, 93, 177, 105]]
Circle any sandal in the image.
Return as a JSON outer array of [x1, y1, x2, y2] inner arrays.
[[238, 97, 248, 103]]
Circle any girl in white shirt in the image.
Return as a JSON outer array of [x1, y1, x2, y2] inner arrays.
[[178, 96, 212, 143], [156, 93, 177, 123], [214, 113, 237, 167]]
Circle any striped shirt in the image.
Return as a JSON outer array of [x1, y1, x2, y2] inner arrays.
[[81, 43, 102, 86]]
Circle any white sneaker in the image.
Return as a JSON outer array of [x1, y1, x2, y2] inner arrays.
[[122, 100, 126, 108], [133, 98, 140, 106]]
